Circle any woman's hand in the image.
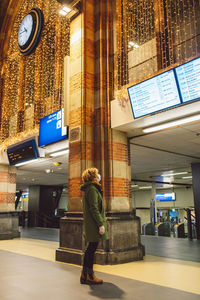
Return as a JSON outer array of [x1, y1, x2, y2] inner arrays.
[[99, 225, 105, 235]]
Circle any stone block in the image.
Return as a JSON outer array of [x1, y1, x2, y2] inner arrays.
[[56, 211, 144, 265], [0, 212, 20, 240]]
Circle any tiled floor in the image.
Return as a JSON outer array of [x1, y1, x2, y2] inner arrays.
[[141, 235, 200, 262], [0, 230, 200, 300]]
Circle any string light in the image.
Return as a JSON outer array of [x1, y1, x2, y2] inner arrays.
[[115, 0, 199, 92], [0, 0, 70, 146]]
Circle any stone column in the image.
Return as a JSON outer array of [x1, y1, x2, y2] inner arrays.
[[0, 164, 19, 239], [56, 0, 144, 265]]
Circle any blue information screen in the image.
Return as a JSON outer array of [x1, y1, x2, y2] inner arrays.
[[156, 193, 176, 201], [128, 69, 181, 118], [39, 109, 68, 147], [175, 57, 200, 103]]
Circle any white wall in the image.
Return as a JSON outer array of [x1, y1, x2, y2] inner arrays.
[[133, 187, 194, 227], [58, 191, 68, 210], [133, 187, 194, 209]]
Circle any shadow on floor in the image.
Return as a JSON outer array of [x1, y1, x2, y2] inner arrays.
[[89, 282, 125, 299]]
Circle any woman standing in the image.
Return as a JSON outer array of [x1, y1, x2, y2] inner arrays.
[[80, 167, 108, 284]]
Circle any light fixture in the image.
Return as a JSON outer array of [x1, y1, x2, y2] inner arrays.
[[53, 162, 62, 166], [45, 169, 51, 174], [143, 114, 200, 133], [59, 6, 71, 15], [131, 184, 138, 187], [161, 172, 188, 177], [59, 9, 67, 16], [63, 6, 71, 12], [139, 186, 152, 189], [182, 176, 192, 179], [57, 0, 81, 19], [50, 149, 69, 157], [128, 41, 139, 48], [15, 159, 38, 167]]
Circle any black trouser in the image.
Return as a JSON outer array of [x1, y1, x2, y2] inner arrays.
[[83, 242, 98, 273]]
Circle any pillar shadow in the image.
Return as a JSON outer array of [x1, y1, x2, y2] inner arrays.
[[89, 282, 125, 299]]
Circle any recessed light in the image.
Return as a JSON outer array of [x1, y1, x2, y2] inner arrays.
[[59, 9, 67, 16], [161, 172, 188, 177], [143, 114, 200, 133], [139, 186, 152, 190], [63, 6, 71, 13], [50, 149, 69, 157]]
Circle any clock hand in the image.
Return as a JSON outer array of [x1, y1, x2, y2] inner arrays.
[[20, 30, 26, 35]]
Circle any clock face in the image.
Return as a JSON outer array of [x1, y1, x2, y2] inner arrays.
[[18, 14, 33, 47]]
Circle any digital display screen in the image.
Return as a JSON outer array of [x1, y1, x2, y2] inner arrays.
[[156, 192, 176, 201], [175, 57, 200, 103], [38, 109, 68, 147], [128, 69, 181, 119], [7, 139, 39, 166]]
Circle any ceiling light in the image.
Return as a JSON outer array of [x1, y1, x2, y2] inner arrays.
[[63, 6, 71, 13], [182, 176, 192, 179], [139, 186, 152, 190], [143, 114, 200, 133], [59, 9, 67, 16], [15, 159, 38, 167], [128, 41, 139, 48], [161, 172, 188, 177], [45, 169, 51, 174], [131, 184, 138, 187], [53, 162, 62, 166], [50, 149, 69, 157]]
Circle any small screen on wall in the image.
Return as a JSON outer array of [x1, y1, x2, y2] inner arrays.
[[156, 192, 176, 201]]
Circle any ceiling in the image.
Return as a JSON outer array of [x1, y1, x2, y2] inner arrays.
[[16, 154, 68, 190], [15, 121, 200, 191], [130, 121, 200, 189], [16, 139, 69, 190]]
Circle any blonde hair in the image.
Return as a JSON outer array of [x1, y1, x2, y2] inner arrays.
[[82, 168, 98, 183]]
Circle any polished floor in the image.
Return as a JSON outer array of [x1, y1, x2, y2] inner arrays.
[[0, 229, 199, 300]]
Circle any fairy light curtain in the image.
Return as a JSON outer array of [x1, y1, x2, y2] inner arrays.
[[115, 0, 200, 89], [0, 0, 70, 145]]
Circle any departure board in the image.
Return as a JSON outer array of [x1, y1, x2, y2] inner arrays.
[[128, 70, 181, 119], [175, 57, 200, 103], [7, 139, 39, 166]]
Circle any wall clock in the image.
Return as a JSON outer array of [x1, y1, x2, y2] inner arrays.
[[18, 8, 44, 56]]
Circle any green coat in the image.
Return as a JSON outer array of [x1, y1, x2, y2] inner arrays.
[[81, 182, 108, 242]]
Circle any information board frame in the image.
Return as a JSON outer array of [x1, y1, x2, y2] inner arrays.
[[7, 139, 39, 166], [127, 69, 181, 119], [156, 192, 176, 202], [175, 56, 200, 104], [38, 108, 68, 147]]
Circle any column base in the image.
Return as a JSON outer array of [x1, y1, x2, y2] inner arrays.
[[56, 211, 145, 265], [0, 212, 20, 240]]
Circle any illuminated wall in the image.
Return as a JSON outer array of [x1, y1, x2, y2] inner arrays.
[[115, 0, 200, 89], [0, 0, 70, 148]]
